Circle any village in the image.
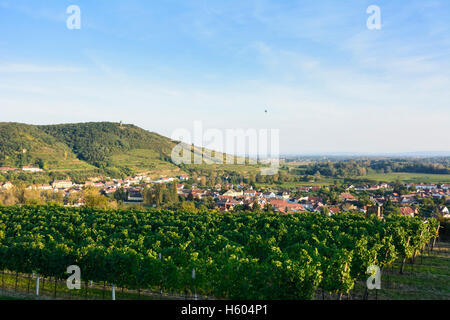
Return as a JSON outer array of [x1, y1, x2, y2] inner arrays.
[[1, 166, 449, 219]]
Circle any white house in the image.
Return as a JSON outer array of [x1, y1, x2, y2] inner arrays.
[[22, 166, 43, 173], [52, 180, 73, 189], [153, 177, 175, 184], [438, 206, 449, 217], [262, 192, 276, 199], [223, 189, 243, 197], [415, 184, 436, 190]]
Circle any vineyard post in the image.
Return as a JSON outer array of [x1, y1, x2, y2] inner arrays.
[[36, 273, 40, 296], [400, 237, 411, 274], [159, 253, 162, 296], [412, 229, 424, 264], [386, 268, 390, 289], [432, 222, 440, 252], [54, 277, 57, 298], [438, 231, 440, 249], [14, 272, 18, 291], [112, 284, 116, 300], [192, 268, 197, 300]]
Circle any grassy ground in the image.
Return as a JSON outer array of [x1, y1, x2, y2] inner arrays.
[[0, 295, 24, 300], [1, 242, 448, 300], [257, 179, 337, 189], [348, 241, 450, 300], [257, 172, 450, 190], [360, 172, 450, 184], [111, 149, 172, 171], [0, 273, 189, 300], [186, 163, 262, 175], [109, 148, 261, 178]]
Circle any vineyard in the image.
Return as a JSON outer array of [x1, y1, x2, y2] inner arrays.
[[0, 205, 441, 300]]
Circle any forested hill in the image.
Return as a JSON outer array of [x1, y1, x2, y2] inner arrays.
[[0, 122, 94, 172], [0, 122, 181, 176], [39, 122, 176, 168]]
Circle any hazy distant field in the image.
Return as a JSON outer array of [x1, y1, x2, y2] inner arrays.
[[362, 172, 450, 184], [256, 172, 450, 189]]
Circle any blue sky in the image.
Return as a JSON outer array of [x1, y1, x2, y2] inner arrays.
[[0, 0, 449, 154]]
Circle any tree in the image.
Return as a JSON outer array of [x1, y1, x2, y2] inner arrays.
[[42, 190, 64, 205], [419, 198, 436, 218], [264, 203, 274, 213], [0, 189, 18, 206], [202, 196, 215, 210], [170, 183, 179, 204], [82, 187, 110, 209], [393, 178, 408, 195], [67, 191, 81, 206], [19, 188, 43, 205], [35, 158, 48, 170], [383, 200, 400, 217], [114, 188, 128, 202], [180, 201, 197, 213], [252, 200, 261, 212], [357, 195, 374, 207], [143, 187, 154, 205]]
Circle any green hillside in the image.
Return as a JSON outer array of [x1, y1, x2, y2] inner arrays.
[[0, 122, 180, 177], [38, 122, 181, 176], [0, 122, 260, 179], [0, 123, 95, 171]]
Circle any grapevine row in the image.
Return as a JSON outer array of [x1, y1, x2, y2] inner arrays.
[[0, 205, 440, 299]]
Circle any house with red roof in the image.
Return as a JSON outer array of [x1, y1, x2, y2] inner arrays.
[[340, 192, 356, 202], [400, 207, 416, 217], [269, 199, 306, 213], [328, 206, 341, 215]]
